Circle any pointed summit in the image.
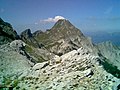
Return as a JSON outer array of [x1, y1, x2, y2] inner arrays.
[[50, 19, 83, 39], [52, 19, 74, 29]]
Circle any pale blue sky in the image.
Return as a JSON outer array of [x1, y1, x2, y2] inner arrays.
[[0, 0, 120, 33]]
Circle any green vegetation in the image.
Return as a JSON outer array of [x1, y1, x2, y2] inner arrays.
[[25, 45, 33, 53], [101, 59, 120, 78], [2, 77, 12, 86], [0, 77, 19, 90], [24, 44, 46, 63], [12, 79, 19, 87]]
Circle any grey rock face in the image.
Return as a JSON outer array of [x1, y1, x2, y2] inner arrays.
[[19, 19, 95, 63], [14, 47, 120, 90], [10, 40, 26, 52], [0, 43, 31, 78], [20, 29, 41, 48], [0, 18, 18, 45], [97, 41, 120, 70], [34, 19, 94, 55]]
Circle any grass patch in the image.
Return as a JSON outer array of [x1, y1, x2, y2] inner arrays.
[[101, 59, 120, 78]]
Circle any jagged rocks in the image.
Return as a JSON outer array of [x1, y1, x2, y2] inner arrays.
[[20, 29, 41, 48], [10, 40, 26, 52], [0, 18, 18, 45], [33, 19, 94, 55], [13, 47, 119, 90]]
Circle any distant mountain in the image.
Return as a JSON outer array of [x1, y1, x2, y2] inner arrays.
[[33, 19, 94, 55], [84, 31, 120, 46], [20, 19, 94, 63]]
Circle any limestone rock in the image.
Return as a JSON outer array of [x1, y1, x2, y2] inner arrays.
[[10, 40, 26, 51], [32, 61, 49, 70]]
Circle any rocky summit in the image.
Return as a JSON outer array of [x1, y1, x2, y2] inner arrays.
[[33, 19, 94, 55], [0, 18, 120, 90]]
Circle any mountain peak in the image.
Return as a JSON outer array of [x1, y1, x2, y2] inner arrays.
[[50, 19, 84, 39], [52, 19, 74, 29]]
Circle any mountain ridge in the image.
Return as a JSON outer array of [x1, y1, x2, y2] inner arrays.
[[31, 19, 94, 55], [0, 18, 120, 90]]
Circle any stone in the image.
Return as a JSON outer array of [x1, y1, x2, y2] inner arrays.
[[32, 61, 49, 70], [10, 40, 26, 50], [0, 18, 18, 45]]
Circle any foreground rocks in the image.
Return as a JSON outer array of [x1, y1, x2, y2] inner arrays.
[[0, 45, 118, 90]]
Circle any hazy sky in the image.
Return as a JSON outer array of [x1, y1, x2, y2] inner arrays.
[[0, 0, 120, 33]]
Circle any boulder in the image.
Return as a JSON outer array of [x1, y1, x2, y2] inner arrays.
[[10, 40, 26, 52], [32, 61, 49, 70]]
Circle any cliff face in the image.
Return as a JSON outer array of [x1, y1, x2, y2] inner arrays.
[[0, 18, 18, 45]]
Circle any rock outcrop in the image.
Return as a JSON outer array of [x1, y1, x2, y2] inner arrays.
[[13, 47, 120, 90], [0, 18, 18, 45], [0, 43, 32, 87], [20, 29, 41, 48], [20, 29, 53, 63]]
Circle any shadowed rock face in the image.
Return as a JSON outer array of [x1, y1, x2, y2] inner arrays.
[[20, 29, 44, 48], [20, 29, 32, 39], [0, 18, 18, 45]]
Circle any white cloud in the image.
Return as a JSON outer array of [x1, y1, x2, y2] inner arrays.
[[41, 16, 65, 23]]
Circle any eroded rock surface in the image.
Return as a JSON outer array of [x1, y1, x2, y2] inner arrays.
[[0, 18, 18, 45]]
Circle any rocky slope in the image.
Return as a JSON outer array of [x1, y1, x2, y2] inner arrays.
[[96, 41, 120, 77], [0, 18, 120, 90], [1, 44, 119, 90], [20, 29, 53, 63], [0, 18, 18, 45], [0, 40, 33, 89], [18, 48, 116, 90], [25, 19, 94, 56], [37, 19, 94, 55], [97, 41, 120, 68], [20, 29, 41, 48], [20, 19, 95, 63]]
